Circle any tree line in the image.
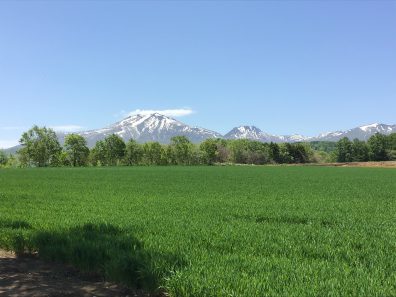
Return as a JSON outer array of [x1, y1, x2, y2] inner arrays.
[[334, 134, 396, 162], [0, 126, 395, 168]]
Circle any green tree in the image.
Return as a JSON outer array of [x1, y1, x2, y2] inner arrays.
[[89, 140, 107, 166], [388, 133, 396, 160], [6, 154, 20, 168], [162, 145, 175, 165], [228, 139, 249, 164], [388, 133, 396, 150], [335, 137, 353, 162], [0, 150, 8, 166], [308, 141, 338, 153], [200, 138, 219, 165], [246, 141, 270, 165], [169, 136, 193, 165], [124, 139, 143, 165], [104, 134, 126, 166], [368, 133, 389, 161], [287, 143, 312, 163], [142, 142, 163, 165], [59, 151, 71, 166], [213, 139, 229, 163], [351, 139, 369, 162], [64, 134, 90, 166], [269, 142, 281, 163], [312, 150, 331, 163], [278, 143, 293, 164], [18, 125, 62, 167]]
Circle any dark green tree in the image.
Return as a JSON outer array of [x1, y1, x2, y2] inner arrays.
[[64, 134, 90, 166], [0, 150, 8, 166], [388, 133, 396, 150], [335, 137, 353, 162], [269, 142, 281, 163], [89, 140, 107, 166], [368, 133, 389, 161], [279, 143, 293, 163], [388, 133, 396, 160], [287, 143, 312, 163], [214, 139, 229, 163], [351, 139, 369, 162], [104, 134, 126, 166], [124, 139, 143, 165]]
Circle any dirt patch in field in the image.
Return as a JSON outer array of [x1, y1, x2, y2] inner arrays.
[[0, 250, 151, 297], [312, 161, 396, 168]]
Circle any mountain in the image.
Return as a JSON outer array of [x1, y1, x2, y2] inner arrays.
[[224, 123, 396, 143], [224, 126, 311, 143], [2, 115, 395, 154], [311, 123, 396, 142], [224, 126, 275, 142], [3, 145, 21, 155], [67, 113, 222, 147]]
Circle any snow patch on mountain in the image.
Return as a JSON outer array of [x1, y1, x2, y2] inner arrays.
[[359, 123, 380, 132]]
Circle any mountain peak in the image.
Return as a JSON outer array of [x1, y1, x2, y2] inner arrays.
[[359, 123, 380, 131], [313, 123, 395, 141], [146, 112, 167, 118], [74, 112, 221, 146], [236, 125, 262, 132], [225, 125, 270, 141]]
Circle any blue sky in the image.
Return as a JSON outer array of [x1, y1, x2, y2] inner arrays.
[[0, 1, 395, 148]]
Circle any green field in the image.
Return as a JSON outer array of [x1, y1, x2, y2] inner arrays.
[[0, 166, 395, 296]]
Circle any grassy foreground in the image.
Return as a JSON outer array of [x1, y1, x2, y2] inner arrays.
[[0, 166, 395, 296]]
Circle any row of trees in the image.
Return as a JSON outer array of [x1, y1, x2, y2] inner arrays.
[[3, 126, 316, 167], [1, 126, 394, 168], [334, 134, 396, 162]]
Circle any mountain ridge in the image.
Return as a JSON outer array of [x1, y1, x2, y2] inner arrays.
[[2, 114, 395, 152]]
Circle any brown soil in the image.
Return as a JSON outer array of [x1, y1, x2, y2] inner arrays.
[[310, 161, 396, 168], [0, 250, 151, 297]]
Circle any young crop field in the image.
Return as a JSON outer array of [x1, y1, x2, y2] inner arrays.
[[0, 166, 395, 296]]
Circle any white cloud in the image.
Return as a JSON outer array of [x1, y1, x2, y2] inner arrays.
[[50, 125, 84, 132], [128, 108, 194, 117], [0, 140, 19, 149]]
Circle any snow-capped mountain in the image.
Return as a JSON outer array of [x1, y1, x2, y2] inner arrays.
[[277, 134, 312, 142], [224, 123, 395, 143], [311, 123, 396, 142], [59, 113, 222, 147], [3, 116, 395, 154], [224, 126, 275, 142], [224, 126, 311, 143]]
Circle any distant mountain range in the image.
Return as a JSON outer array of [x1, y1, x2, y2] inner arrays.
[[225, 123, 396, 143], [3, 113, 396, 153]]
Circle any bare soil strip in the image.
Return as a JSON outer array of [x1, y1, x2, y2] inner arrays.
[[309, 161, 396, 168], [0, 250, 150, 297]]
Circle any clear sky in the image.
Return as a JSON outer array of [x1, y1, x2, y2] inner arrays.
[[0, 1, 395, 148]]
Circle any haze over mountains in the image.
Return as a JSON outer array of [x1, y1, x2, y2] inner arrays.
[[4, 113, 396, 152]]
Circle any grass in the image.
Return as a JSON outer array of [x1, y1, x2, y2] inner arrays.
[[0, 166, 395, 296]]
